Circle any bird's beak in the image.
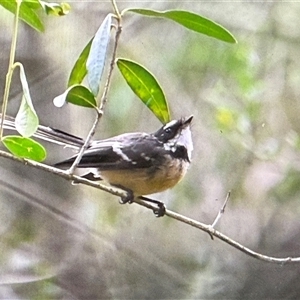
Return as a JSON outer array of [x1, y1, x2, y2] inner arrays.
[[183, 115, 193, 126]]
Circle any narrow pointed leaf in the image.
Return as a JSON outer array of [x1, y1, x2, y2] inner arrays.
[[16, 66, 39, 137], [23, 0, 41, 10], [2, 135, 46, 162], [68, 39, 93, 87], [86, 14, 112, 96], [0, 0, 44, 32], [15, 95, 39, 137], [117, 58, 170, 124], [53, 85, 97, 108], [127, 9, 237, 44]]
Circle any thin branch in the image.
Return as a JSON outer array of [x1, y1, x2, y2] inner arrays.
[[211, 191, 230, 228], [0, 148, 299, 265], [111, 0, 121, 19], [68, 16, 122, 174], [204, 191, 231, 240], [66, 107, 100, 175], [0, 149, 125, 198], [163, 209, 299, 264]]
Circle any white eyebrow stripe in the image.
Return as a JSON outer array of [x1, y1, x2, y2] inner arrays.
[[163, 120, 177, 130], [112, 144, 131, 162]]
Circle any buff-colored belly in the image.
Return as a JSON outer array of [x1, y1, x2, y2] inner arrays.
[[100, 160, 189, 196]]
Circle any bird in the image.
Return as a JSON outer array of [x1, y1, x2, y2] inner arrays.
[[2, 115, 193, 216]]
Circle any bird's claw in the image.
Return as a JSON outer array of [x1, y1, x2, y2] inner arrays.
[[138, 196, 166, 217], [119, 190, 134, 204], [153, 202, 166, 217], [118, 190, 166, 217]]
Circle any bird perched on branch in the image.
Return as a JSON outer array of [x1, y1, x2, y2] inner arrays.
[[2, 115, 193, 216]]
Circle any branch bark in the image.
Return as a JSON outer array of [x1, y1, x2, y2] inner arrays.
[[0, 148, 299, 265]]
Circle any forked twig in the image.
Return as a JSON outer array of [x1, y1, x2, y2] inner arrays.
[[205, 191, 230, 240], [0, 149, 300, 265], [211, 191, 231, 228]]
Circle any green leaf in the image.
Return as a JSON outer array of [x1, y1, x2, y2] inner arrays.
[[23, 0, 42, 10], [40, 1, 70, 16], [53, 85, 97, 108], [86, 14, 112, 96], [127, 9, 237, 44], [117, 58, 170, 124], [15, 65, 39, 137], [68, 39, 93, 87], [15, 95, 39, 137], [0, 0, 44, 32], [66, 85, 97, 107], [2, 135, 46, 162]]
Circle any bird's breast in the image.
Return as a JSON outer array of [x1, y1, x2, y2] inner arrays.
[[100, 157, 189, 196]]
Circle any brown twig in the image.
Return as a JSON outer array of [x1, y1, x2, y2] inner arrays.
[[68, 15, 122, 174], [0, 148, 300, 265], [204, 191, 230, 240], [211, 191, 230, 229]]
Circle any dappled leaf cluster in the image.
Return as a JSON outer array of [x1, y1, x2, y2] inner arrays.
[[0, 0, 69, 32]]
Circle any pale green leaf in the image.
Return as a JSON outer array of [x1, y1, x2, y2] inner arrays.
[[15, 65, 39, 137], [87, 14, 112, 96], [3, 135, 46, 162]]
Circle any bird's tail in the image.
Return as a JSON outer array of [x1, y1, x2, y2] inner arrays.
[[1, 114, 84, 150]]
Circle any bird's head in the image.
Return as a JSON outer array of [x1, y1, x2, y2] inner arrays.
[[154, 116, 193, 162]]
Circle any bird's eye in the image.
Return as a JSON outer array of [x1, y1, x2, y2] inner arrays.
[[154, 120, 180, 142], [165, 128, 171, 134]]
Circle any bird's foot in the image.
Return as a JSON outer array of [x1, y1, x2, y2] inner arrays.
[[139, 196, 166, 217], [119, 189, 134, 204]]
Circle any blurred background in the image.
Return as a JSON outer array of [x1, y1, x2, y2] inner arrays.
[[1, 1, 300, 299]]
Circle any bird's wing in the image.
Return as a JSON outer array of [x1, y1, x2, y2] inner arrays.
[[55, 133, 162, 170]]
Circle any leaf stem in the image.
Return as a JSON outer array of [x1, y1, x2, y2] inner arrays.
[[0, 0, 21, 140], [111, 0, 121, 19]]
